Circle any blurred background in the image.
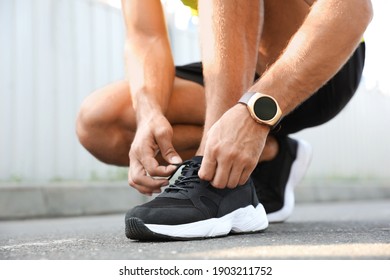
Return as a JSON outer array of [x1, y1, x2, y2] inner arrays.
[[0, 0, 389, 219]]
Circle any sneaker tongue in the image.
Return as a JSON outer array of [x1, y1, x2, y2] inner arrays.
[[191, 156, 203, 164], [178, 156, 202, 178], [165, 156, 204, 194]]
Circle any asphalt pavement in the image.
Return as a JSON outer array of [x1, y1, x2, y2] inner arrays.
[[0, 199, 389, 260]]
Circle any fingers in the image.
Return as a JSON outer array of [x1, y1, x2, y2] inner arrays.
[[198, 105, 268, 189], [127, 116, 181, 194], [198, 155, 216, 182], [155, 127, 182, 165], [142, 156, 178, 177], [199, 150, 254, 189], [238, 166, 254, 186], [211, 160, 233, 189], [128, 156, 177, 195], [128, 141, 178, 195]]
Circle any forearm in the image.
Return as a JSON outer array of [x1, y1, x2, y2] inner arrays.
[[122, 0, 175, 124], [125, 37, 174, 123], [199, 0, 262, 125], [250, 0, 373, 115]]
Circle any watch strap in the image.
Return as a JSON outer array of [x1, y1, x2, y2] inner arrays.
[[238, 92, 255, 105]]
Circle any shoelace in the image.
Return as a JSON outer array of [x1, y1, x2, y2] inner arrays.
[[165, 160, 201, 192]]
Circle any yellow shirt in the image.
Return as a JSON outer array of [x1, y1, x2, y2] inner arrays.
[[181, 0, 198, 16]]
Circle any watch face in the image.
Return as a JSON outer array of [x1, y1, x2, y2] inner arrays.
[[253, 96, 277, 121]]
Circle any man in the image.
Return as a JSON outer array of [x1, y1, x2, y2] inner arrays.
[[76, 0, 372, 241]]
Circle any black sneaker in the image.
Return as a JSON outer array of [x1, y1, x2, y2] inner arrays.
[[251, 136, 312, 223], [125, 156, 268, 241]]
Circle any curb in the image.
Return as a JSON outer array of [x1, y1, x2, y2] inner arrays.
[[296, 179, 390, 202], [0, 182, 145, 220]]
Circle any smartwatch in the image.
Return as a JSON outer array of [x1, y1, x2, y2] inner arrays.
[[238, 92, 282, 128]]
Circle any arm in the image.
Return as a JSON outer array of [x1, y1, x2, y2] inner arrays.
[[198, 0, 262, 131], [251, 0, 373, 115], [122, 0, 173, 118], [197, 0, 265, 188], [122, 0, 181, 194], [199, 0, 372, 188]]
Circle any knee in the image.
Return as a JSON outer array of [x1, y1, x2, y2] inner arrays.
[[76, 94, 104, 150]]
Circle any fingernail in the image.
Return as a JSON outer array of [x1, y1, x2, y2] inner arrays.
[[170, 156, 182, 164]]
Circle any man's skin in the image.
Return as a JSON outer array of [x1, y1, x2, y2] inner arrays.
[[76, 0, 372, 195]]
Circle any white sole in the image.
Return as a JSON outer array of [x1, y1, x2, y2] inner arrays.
[[267, 138, 312, 223], [145, 204, 268, 239]]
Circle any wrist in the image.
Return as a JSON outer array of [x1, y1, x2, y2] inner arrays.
[[136, 104, 165, 126], [238, 92, 282, 130], [133, 93, 166, 125], [235, 104, 271, 135]]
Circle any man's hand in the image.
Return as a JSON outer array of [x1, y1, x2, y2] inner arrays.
[[198, 104, 270, 189], [128, 114, 182, 195]]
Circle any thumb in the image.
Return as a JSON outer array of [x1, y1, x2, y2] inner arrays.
[[156, 135, 182, 165]]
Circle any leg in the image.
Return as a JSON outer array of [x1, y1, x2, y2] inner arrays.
[[76, 77, 205, 166]]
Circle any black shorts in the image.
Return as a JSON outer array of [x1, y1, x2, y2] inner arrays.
[[175, 42, 365, 136]]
